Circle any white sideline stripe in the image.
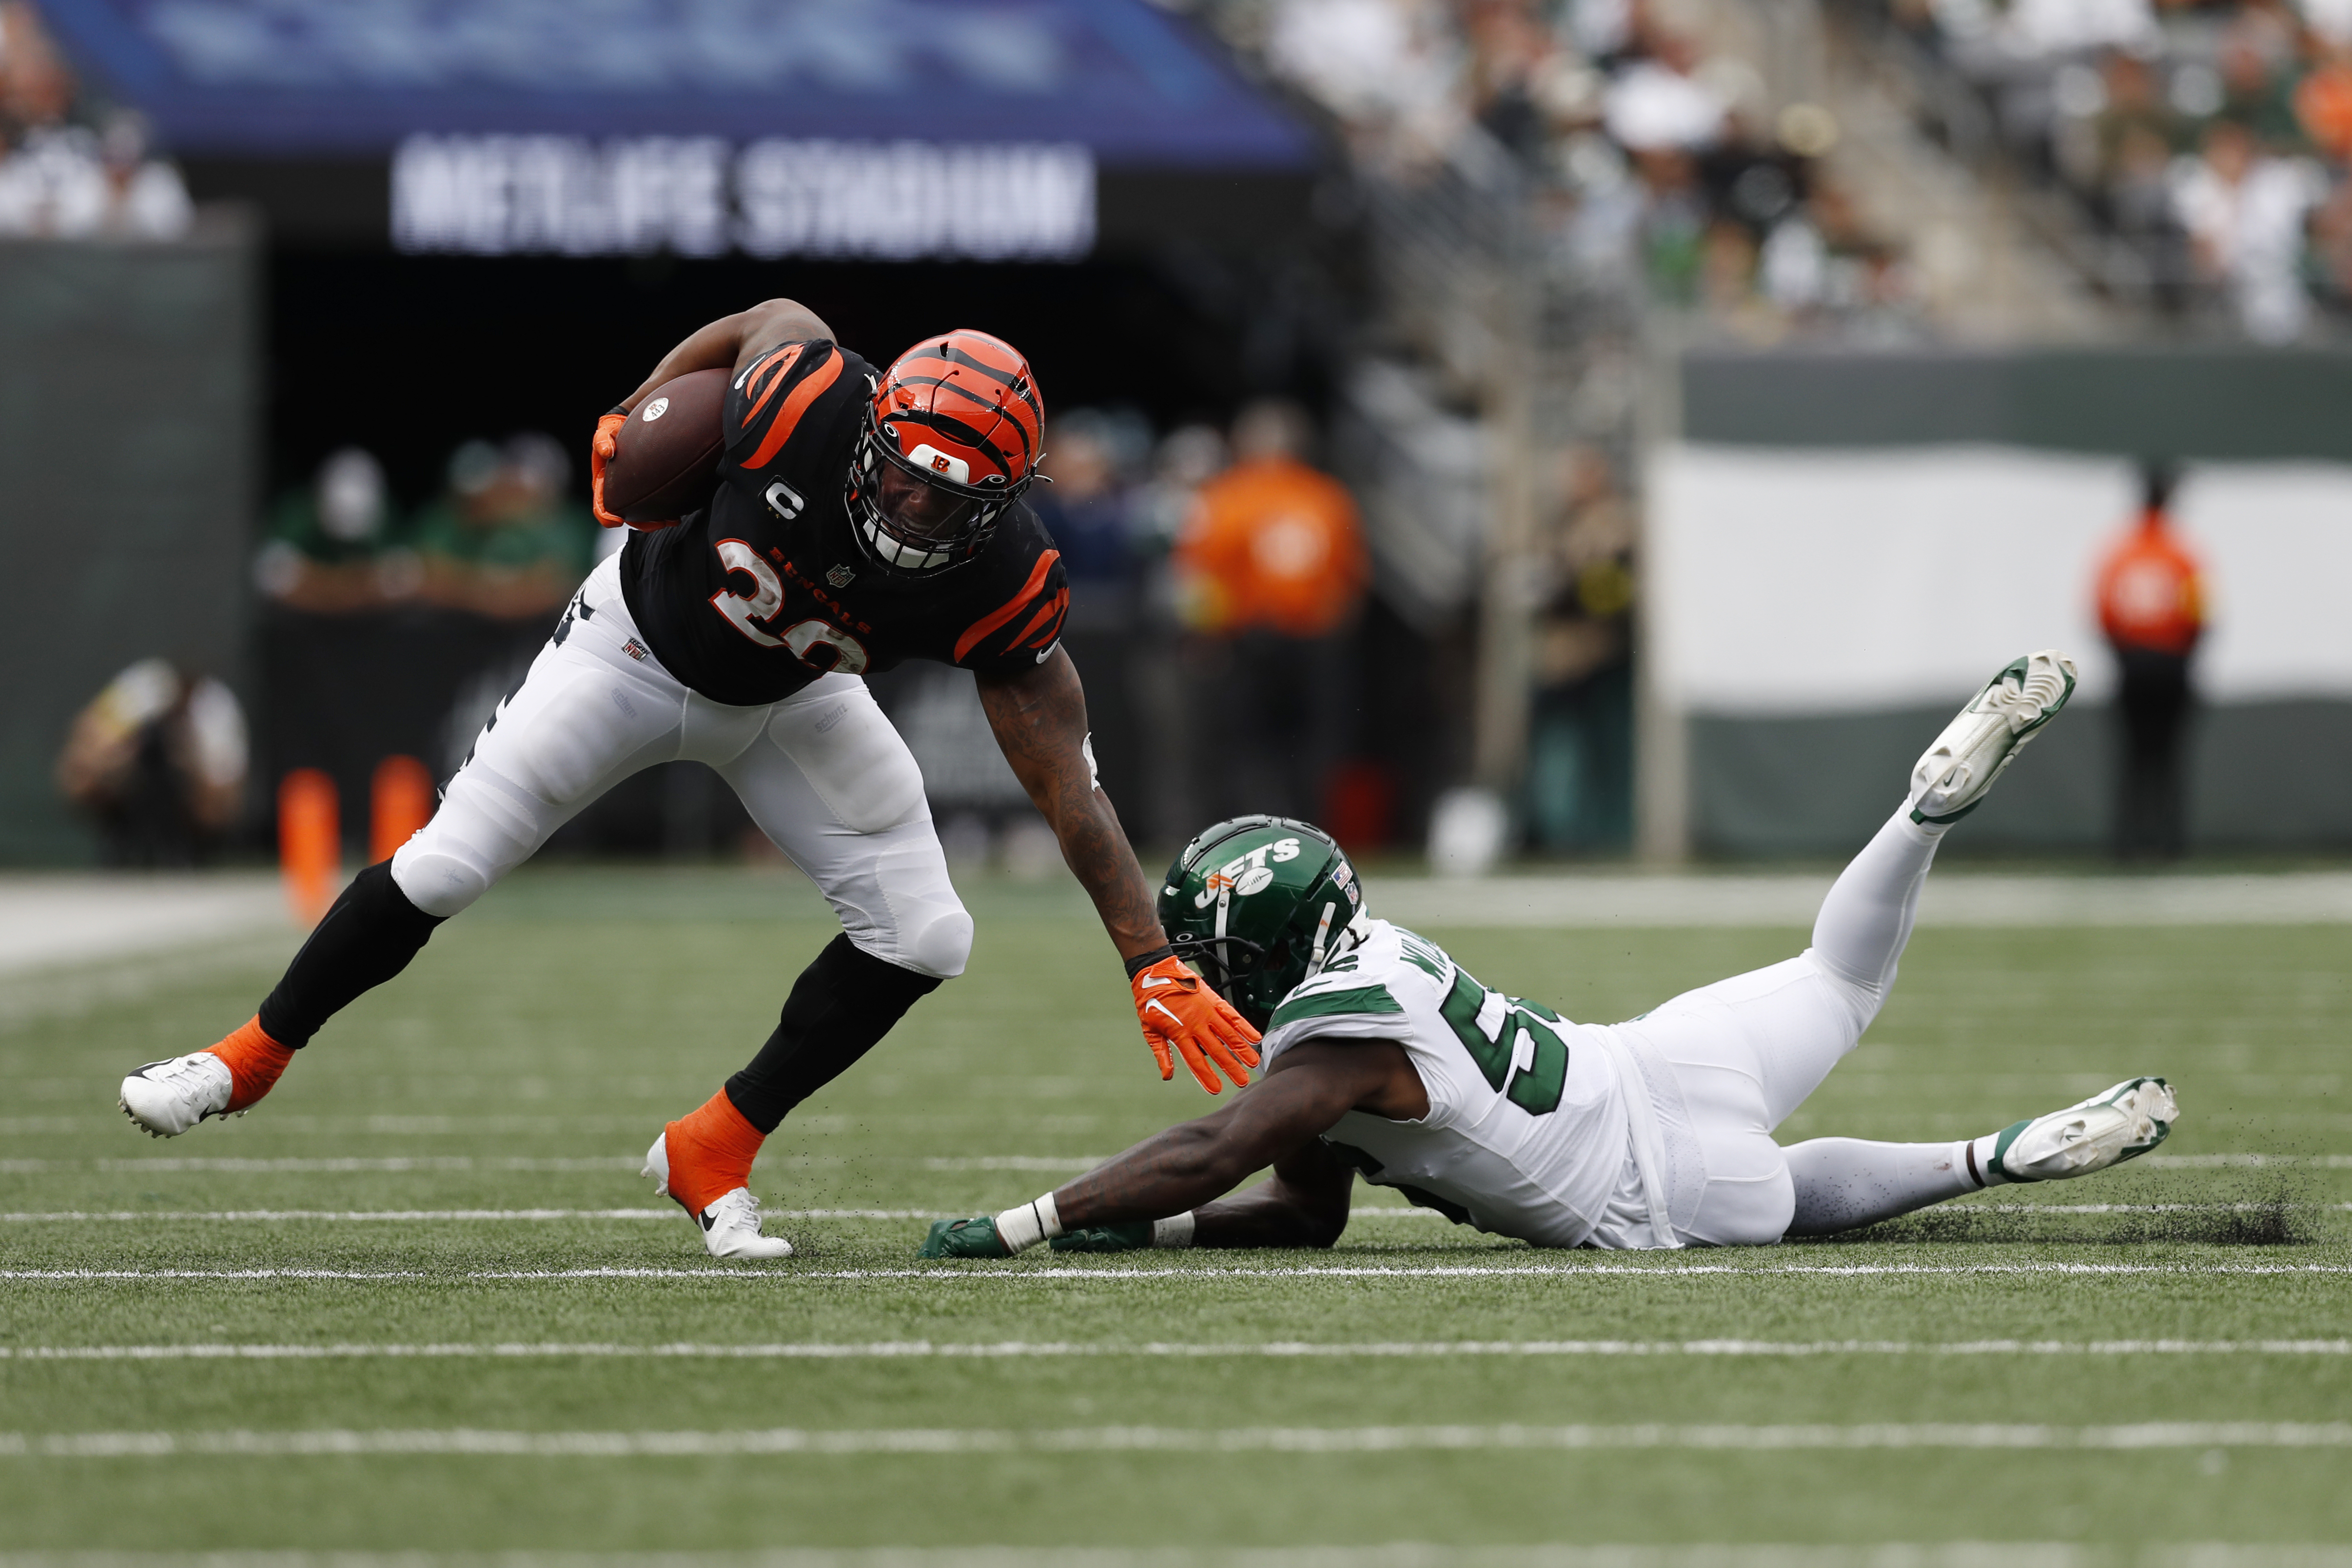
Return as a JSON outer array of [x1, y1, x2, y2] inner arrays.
[[1375, 870, 2352, 928], [4, 1338, 2346, 1362], [4, 1422, 2350, 1458], [5, 1263, 2351, 1282]]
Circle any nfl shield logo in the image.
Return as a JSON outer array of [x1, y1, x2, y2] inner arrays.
[[827, 564, 856, 588]]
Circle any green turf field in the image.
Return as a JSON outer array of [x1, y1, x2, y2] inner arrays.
[[3, 865, 2348, 1564]]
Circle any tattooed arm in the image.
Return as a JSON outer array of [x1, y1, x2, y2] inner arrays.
[[980, 646, 1262, 1090], [1047, 1039, 1429, 1245], [976, 644, 1165, 961]]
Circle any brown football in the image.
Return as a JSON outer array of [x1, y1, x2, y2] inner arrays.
[[604, 367, 729, 524]]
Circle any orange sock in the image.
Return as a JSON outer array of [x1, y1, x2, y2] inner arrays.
[[206, 1016, 296, 1114], [662, 1090, 767, 1215]]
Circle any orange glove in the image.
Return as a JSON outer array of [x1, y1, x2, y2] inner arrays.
[[1131, 955, 1261, 1095], [590, 409, 629, 529]]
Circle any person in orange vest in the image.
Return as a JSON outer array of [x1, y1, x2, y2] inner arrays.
[[2094, 462, 2206, 861], [1172, 399, 1370, 823]]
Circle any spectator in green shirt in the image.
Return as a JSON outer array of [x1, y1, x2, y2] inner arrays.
[[413, 434, 597, 622], [253, 447, 421, 615]]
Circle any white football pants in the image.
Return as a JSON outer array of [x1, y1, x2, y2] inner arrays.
[[1614, 807, 1943, 1245], [389, 554, 973, 980]]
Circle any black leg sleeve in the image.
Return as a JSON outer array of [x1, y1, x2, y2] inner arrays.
[[724, 933, 943, 1134], [257, 860, 446, 1047]]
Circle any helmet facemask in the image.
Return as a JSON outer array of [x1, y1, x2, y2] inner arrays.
[[847, 419, 1022, 574], [847, 329, 1044, 577]]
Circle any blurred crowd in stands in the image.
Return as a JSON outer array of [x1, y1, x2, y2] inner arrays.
[[1891, 0, 2352, 338], [1219, 0, 1925, 338], [1001, 400, 1377, 852], [0, 2, 189, 239], [231, 406, 1391, 867], [257, 437, 601, 625]]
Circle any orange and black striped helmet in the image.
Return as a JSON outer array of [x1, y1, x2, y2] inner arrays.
[[846, 329, 1045, 574]]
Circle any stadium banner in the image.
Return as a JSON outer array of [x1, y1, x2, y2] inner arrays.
[[1649, 443, 2352, 853], [391, 137, 1097, 263], [32, 0, 1312, 169]]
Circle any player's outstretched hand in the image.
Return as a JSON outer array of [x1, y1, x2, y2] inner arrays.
[[918, 1216, 1011, 1259], [590, 410, 629, 529], [1050, 1223, 1151, 1253], [1131, 956, 1261, 1095]]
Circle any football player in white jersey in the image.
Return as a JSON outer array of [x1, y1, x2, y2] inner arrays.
[[921, 650, 2181, 1257]]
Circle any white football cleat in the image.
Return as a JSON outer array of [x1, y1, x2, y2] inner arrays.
[[119, 1052, 234, 1138], [1991, 1077, 2178, 1182], [641, 1131, 793, 1260], [1909, 650, 2078, 824]]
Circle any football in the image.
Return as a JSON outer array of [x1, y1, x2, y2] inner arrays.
[[603, 367, 729, 524]]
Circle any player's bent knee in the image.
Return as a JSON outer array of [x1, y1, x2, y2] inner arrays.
[[899, 905, 974, 980], [389, 777, 544, 919], [390, 843, 492, 919]]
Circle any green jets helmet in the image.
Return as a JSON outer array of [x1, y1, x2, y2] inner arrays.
[[1156, 815, 1366, 1031]]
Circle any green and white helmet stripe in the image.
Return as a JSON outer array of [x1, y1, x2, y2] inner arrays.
[[1156, 815, 1365, 1030]]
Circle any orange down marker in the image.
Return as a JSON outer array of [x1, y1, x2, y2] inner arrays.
[[277, 768, 339, 927], [370, 755, 434, 865]]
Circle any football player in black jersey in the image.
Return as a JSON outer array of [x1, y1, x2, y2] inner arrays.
[[118, 298, 1263, 1259]]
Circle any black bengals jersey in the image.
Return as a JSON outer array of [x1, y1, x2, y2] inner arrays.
[[618, 339, 1069, 708]]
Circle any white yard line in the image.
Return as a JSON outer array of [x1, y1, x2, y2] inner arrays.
[[4, 1422, 2350, 1458], [0, 1203, 2332, 1225], [3, 1339, 2345, 1362], [2140, 1154, 2352, 1168], [0, 1547, 2147, 1568], [7, 1152, 2346, 1175], [5, 1263, 2351, 1282], [0, 1207, 1447, 1224], [0, 1157, 642, 1174], [0, 1209, 901, 1222]]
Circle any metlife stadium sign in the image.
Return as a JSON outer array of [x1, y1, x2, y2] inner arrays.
[[392, 137, 1097, 261]]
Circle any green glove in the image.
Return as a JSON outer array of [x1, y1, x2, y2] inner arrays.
[[919, 1215, 1011, 1259], [1050, 1222, 1153, 1253]]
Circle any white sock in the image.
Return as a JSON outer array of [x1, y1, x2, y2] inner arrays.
[[1151, 1212, 1196, 1249], [1808, 806, 1943, 993], [992, 1192, 1062, 1255], [1783, 1136, 1982, 1237]]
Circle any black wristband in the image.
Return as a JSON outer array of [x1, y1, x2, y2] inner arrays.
[[605, 403, 629, 420], [1123, 944, 1175, 979]]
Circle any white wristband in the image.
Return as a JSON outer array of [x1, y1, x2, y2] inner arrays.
[[992, 1192, 1063, 1255], [1151, 1211, 1196, 1249]]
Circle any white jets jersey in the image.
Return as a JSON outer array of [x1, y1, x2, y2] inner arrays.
[[1258, 917, 1652, 1250]]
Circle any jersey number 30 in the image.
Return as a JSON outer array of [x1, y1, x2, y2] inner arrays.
[[710, 539, 869, 674], [1439, 969, 1568, 1115]]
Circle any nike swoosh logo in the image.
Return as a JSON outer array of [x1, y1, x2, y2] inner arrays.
[[1137, 975, 1178, 989], [1143, 1000, 1182, 1023]]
